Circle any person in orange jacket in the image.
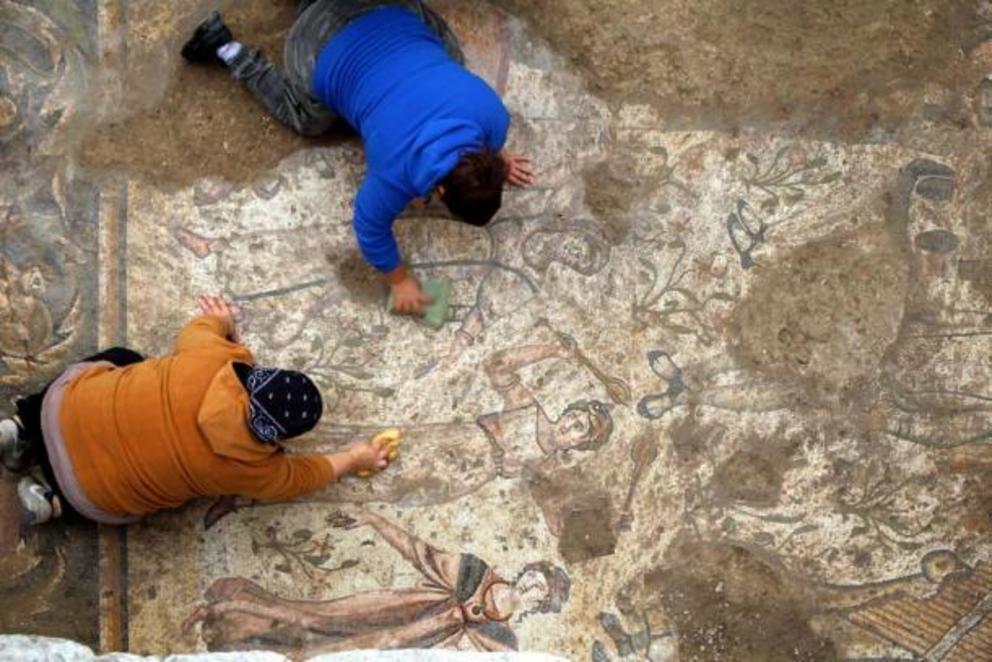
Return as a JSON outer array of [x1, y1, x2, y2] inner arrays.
[[0, 295, 393, 525]]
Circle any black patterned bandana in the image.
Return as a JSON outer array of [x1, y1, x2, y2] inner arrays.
[[233, 363, 323, 443]]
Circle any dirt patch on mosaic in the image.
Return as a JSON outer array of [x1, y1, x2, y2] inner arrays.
[[331, 249, 385, 303], [497, 0, 982, 141], [657, 542, 837, 661], [727, 222, 909, 410], [710, 434, 802, 508], [582, 156, 641, 245]]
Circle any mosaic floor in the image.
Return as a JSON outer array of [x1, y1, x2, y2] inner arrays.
[[4, 0, 992, 659]]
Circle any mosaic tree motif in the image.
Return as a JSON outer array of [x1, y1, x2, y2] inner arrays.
[[832, 458, 936, 552], [739, 145, 843, 213], [630, 237, 736, 346], [248, 524, 360, 591], [727, 145, 843, 269], [413, 215, 613, 376]]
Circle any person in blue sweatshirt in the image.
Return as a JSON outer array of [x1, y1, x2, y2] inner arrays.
[[182, 1, 534, 313]]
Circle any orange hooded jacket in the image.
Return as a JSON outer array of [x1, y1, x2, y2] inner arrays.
[[57, 315, 334, 517]]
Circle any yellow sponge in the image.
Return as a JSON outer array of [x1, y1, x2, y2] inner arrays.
[[356, 428, 401, 478]]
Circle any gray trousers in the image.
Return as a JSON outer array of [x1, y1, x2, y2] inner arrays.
[[228, 0, 464, 136]]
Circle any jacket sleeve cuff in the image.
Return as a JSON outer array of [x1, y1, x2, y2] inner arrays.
[[317, 454, 336, 483]]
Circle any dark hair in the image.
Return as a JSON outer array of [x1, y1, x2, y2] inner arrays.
[[560, 399, 614, 452], [440, 149, 508, 226], [515, 561, 571, 617]]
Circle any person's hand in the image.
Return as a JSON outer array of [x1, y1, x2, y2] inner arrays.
[[197, 294, 239, 341], [391, 275, 432, 315], [346, 439, 390, 474], [354, 429, 401, 477], [501, 151, 535, 187]]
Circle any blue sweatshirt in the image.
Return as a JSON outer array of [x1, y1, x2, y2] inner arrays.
[[312, 6, 511, 273]]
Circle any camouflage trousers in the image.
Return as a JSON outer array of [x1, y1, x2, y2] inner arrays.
[[226, 0, 464, 136]]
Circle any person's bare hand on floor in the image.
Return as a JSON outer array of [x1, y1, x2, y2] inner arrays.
[[197, 294, 240, 342], [391, 274, 432, 315], [501, 151, 535, 187], [346, 439, 391, 474]]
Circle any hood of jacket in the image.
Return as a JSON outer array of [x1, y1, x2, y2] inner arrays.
[[197, 361, 276, 463]]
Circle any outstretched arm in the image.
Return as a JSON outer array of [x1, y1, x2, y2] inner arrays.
[[217, 439, 393, 503], [359, 510, 461, 589], [355, 177, 430, 314], [483, 342, 570, 409]]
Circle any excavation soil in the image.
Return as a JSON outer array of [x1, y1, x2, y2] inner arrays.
[[79, 0, 337, 189], [657, 542, 837, 661], [501, 0, 981, 140], [78, 0, 987, 188]]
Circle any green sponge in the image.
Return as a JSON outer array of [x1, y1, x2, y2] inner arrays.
[[387, 278, 451, 329]]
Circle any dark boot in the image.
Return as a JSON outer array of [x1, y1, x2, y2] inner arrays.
[[181, 12, 234, 64]]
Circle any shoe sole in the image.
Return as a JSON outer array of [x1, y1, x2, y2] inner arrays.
[[181, 12, 229, 63]]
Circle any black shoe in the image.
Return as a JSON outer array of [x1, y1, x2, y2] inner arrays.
[[181, 12, 234, 64]]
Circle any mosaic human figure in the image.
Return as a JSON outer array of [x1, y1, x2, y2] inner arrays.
[[204, 333, 615, 527], [185, 509, 570, 654]]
